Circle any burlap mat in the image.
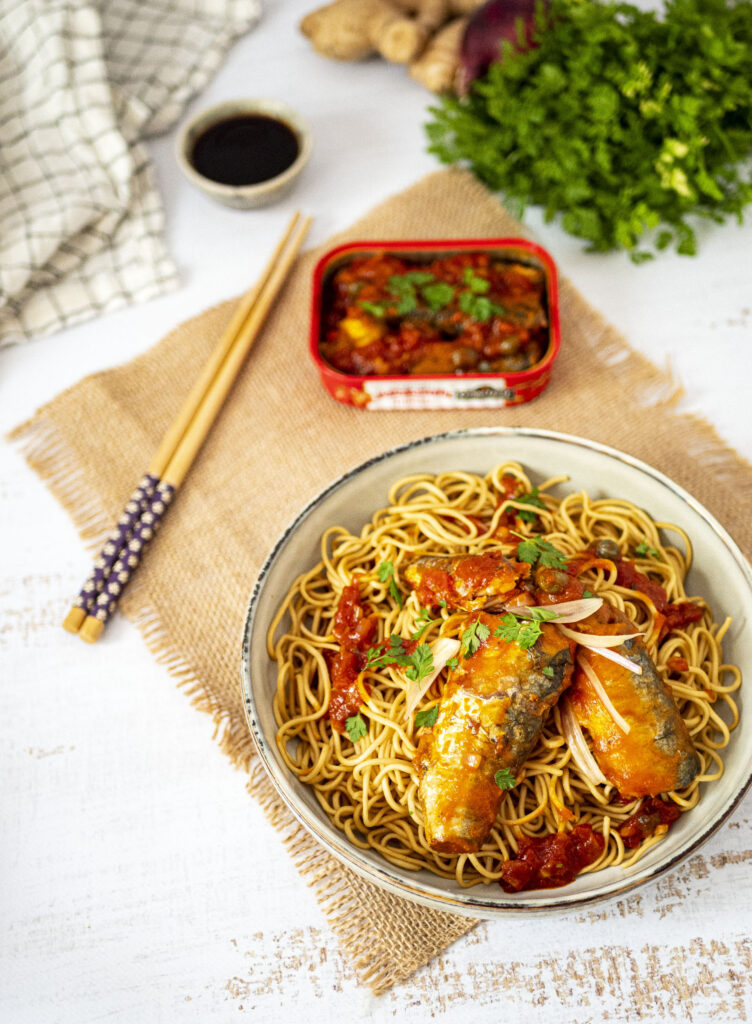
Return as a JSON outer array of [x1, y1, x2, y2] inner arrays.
[[11, 168, 752, 994]]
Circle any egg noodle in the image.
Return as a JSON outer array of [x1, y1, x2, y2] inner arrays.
[[268, 464, 741, 888]]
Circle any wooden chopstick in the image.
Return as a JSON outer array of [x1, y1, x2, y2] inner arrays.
[[64, 213, 312, 643], [62, 212, 304, 637]]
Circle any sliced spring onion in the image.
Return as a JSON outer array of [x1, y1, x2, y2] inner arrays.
[[560, 698, 607, 787], [557, 623, 643, 648], [582, 643, 643, 675], [405, 637, 461, 716], [506, 596, 603, 623], [577, 654, 631, 734]]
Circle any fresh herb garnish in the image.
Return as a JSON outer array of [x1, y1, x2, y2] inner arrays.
[[460, 617, 491, 659], [634, 541, 661, 559], [494, 768, 517, 790], [426, 0, 752, 261], [345, 714, 367, 742], [365, 635, 433, 685], [405, 642, 434, 684], [415, 705, 439, 729], [422, 281, 455, 310], [542, 666, 555, 678], [582, 589, 594, 600], [366, 634, 413, 670], [515, 533, 568, 570], [462, 267, 490, 294], [458, 290, 505, 322], [493, 606, 557, 650], [360, 300, 386, 318], [446, 657, 459, 670], [411, 607, 438, 641], [376, 560, 403, 607], [516, 486, 547, 525]]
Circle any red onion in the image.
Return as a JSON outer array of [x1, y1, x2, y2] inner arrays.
[[458, 0, 543, 95]]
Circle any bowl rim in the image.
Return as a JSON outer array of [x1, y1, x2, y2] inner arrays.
[[241, 426, 752, 917], [175, 97, 313, 198]]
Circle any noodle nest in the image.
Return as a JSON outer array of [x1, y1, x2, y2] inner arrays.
[[268, 463, 741, 888]]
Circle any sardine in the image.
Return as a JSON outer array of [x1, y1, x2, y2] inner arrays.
[[404, 552, 527, 613], [535, 567, 701, 797], [416, 613, 575, 853], [567, 620, 701, 796]]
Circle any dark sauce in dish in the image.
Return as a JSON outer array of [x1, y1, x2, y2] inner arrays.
[[190, 115, 299, 187]]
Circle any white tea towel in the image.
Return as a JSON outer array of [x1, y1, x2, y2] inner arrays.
[[0, 0, 262, 347]]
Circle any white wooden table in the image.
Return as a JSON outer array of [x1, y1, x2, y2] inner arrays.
[[2, 2, 751, 1021]]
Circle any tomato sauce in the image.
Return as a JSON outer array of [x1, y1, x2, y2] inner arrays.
[[327, 583, 377, 733], [321, 252, 549, 377], [499, 824, 605, 892], [615, 559, 704, 639], [618, 797, 681, 849]]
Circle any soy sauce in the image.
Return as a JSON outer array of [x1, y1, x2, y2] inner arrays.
[[190, 115, 299, 187]]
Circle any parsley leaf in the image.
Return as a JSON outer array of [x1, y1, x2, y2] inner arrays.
[[360, 300, 386, 318], [516, 486, 547, 525], [494, 613, 544, 650], [494, 768, 517, 790], [422, 281, 455, 310], [366, 634, 413, 671], [411, 607, 438, 641], [345, 714, 367, 743], [458, 290, 506, 322], [462, 267, 491, 294], [365, 636, 433, 685], [542, 666, 555, 678], [376, 560, 403, 607], [446, 657, 459, 670], [405, 642, 434, 683], [403, 271, 435, 287], [415, 705, 439, 729], [634, 541, 661, 560], [493, 607, 556, 649], [582, 589, 594, 599], [460, 618, 491, 659], [515, 534, 568, 570]]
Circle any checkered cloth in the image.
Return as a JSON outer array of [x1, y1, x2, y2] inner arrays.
[[0, 0, 261, 347]]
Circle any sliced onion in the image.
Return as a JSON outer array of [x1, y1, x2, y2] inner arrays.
[[557, 623, 643, 648], [582, 643, 643, 675], [405, 637, 461, 716], [577, 654, 631, 734], [506, 597, 603, 624], [560, 698, 608, 787]]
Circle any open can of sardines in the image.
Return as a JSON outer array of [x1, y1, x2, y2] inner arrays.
[[309, 238, 561, 410]]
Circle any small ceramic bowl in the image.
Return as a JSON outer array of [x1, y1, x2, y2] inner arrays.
[[175, 98, 313, 210], [241, 427, 752, 917]]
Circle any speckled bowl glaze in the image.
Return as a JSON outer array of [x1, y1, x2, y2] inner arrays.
[[176, 98, 312, 209], [241, 428, 752, 917]]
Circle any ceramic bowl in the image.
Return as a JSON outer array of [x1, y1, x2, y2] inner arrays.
[[175, 98, 313, 209], [241, 427, 751, 917]]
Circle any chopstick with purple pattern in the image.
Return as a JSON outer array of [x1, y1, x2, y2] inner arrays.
[[65, 213, 311, 643]]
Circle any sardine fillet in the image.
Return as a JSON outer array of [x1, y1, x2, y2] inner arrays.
[[416, 615, 574, 854]]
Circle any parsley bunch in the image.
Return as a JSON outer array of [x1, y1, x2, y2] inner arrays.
[[427, 0, 752, 260]]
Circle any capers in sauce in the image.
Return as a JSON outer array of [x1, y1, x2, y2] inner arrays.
[[594, 538, 620, 561]]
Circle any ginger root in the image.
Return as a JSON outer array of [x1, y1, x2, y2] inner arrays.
[[300, 0, 484, 89], [409, 15, 467, 92], [300, 0, 440, 63]]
